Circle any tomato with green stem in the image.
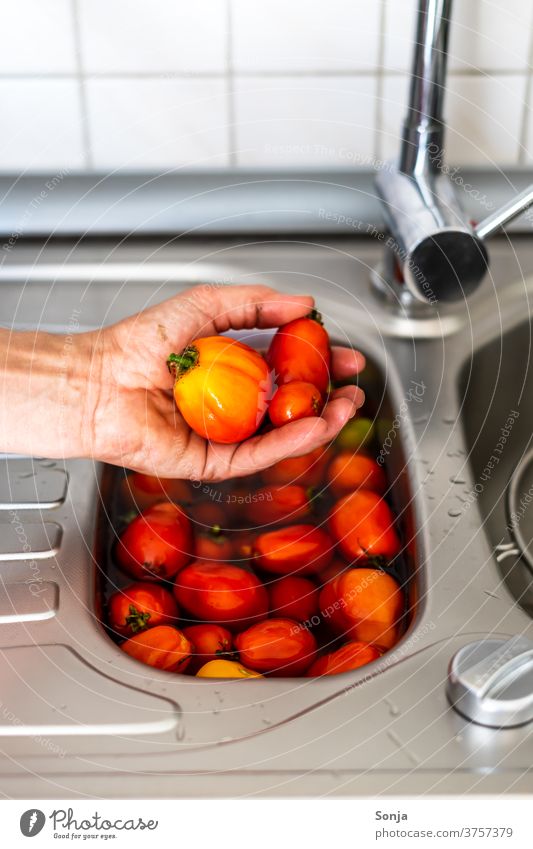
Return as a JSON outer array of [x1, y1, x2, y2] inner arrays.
[[168, 336, 272, 444], [108, 582, 179, 637], [328, 490, 401, 563]]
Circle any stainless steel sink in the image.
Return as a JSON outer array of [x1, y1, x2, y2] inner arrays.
[[1, 235, 533, 798]]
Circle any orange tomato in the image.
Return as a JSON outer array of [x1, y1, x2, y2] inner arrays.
[[329, 490, 401, 563], [196, 659, 263, 678], [108, 582, 179, 637], [252, 524, 333, 575], [269, 381, 323, 426], [115, 502, 193, 581], [307, 641, 382, 676], [269, 576, 319, 622], [244, 484, 312, 526], [235, 618, 317, 676], [120, 625, 192, 672], [327, 452, 387, 496], [173, 561, 268, 630], [262, 446, 331, 487], [319, 568, 403, 649], [266, 312, 331, 394], [168, 336, 272, 443]]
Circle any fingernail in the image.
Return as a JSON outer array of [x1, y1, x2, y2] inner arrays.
[[282, 294, 315, 305]]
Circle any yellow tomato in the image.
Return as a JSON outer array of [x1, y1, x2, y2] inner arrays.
[[195, 659, 264, 679]]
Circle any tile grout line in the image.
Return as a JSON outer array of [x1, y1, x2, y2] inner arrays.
[[71, 0, 93, 170], [517, 7, 533, 166], [226, 0, 237, 167], [373, 0, 388, 162]]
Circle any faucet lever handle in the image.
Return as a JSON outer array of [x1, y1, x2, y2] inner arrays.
[[475, 184, 533, 241]]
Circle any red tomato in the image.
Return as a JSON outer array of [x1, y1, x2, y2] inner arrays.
[[269, 381, 323, 427], [262, 446, 331, 487], [194, 526, 234, 561], [168, 336, 272, 443], [252, 524, 333, 575], [119, 472, 192, 511], [307, 641, 382, 676], [329, 490, 401, 563], [115, 502, 193, 581], [120, 625, 192, 672], [319, 568, 403, 649], [173, 561, 268, 631], [108, 582, 179, 637], [244, 484, 312, 526], [269, 576, 319, 622], [266, 312, 331, 394], [235, 618, 317, 676], [183, 623, 233, 672], [188, 500, 227, 530], [327, 452, 387, 496]]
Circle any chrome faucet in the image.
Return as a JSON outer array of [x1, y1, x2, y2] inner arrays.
[[374, 0, 533, 306]]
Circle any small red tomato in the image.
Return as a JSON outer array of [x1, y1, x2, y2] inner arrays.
[[269, 576, 319, 623], [119, 472, 192, 511], [266, 312, 331, 394], [120, 625, 192, 672], [269, 381, 323, 427], [327, 452, 387, 496], [168, 336, 272, 444], [262, 446, 331, 487], [108, 582, 179, 637], [252, 524, 333, 575], [174, 561, 268, 631], [235, 618, 317, 676], [194, 526, 234, 561], [244, 484, 312, 526], [307, 641, 382, 676], [183, 623, 233, 672], [319, 568, 403, 649], [329, 490, 401, 563], [188, 500, 227, 530], [115, 502, 193, 581]]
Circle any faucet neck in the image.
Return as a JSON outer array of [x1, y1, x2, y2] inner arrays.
[[399, 0, 453, 177]]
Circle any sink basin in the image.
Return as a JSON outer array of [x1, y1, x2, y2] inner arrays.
[[0, 235, 533, 797]]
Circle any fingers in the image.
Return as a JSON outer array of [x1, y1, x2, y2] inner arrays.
[[331, 345, 366, 379], [188, 284, 315, 335], [222, 385, 364, 479]]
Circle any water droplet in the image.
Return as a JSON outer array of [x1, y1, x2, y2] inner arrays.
[[449, 475, 466, 485], [447, 508, 462, 518], [442, 417, 455, 425], [413, 415, 428, 424], [220, 736, 233, 743], [261, 718, 272, 726]]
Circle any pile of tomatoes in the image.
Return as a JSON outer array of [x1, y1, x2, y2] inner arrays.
[[102, 413, 407, 679], [167, 311, 332, 442]]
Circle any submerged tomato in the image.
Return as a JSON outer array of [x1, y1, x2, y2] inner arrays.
[[269, 576, 319, 623], [174, 561, 268, 630], [168, 335, 272, 444], [235, 618, 317, 676], [262, 446, 331, 487], [108, 582, 179, 637], [327, 452, 387, 496], [120, 625, 192, 672], [252, 524, 333, 575], [329, 490, 401, 563], [244, 484, 312, 526], [269, 381, 323, 427], [307, 641, 382, 676], [119, 472, 192, 511], [266, 312, 331, 395], [319, 568, 403, 649], [194, 526, 234, 561], [115, 502, 193, 581], [183, 623, 233, 672], [196, 659, 263, 678]]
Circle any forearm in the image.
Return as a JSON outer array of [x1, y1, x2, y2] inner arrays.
[[0, 327, 96, 459]]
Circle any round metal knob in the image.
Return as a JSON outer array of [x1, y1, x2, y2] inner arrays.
[[447, 636, 533, 728]]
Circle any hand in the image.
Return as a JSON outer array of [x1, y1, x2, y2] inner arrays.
[[1, 285, 365, 481]]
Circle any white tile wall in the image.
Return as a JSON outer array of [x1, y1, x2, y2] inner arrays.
[[0, 0, 531, 172]]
